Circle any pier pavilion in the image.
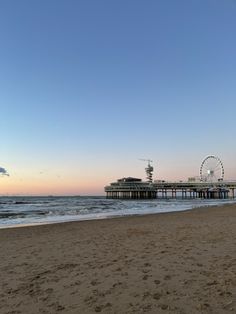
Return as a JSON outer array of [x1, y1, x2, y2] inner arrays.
[[105, 177, 157, 199]]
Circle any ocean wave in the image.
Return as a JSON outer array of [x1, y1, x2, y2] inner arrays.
[[0, 196, 235, 227], [0, 210, 48, 219]]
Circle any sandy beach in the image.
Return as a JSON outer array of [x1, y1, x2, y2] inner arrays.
[[0, 204, 236, 314]]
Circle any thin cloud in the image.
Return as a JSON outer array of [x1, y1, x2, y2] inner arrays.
[[0, 167, 9, 176]]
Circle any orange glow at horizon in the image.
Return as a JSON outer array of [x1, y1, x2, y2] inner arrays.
[[0, 175, 106, 196]]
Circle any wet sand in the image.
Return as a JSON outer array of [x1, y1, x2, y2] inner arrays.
[[0, 204, 236, 314]]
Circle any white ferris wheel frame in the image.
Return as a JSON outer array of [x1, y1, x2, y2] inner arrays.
[[200, 155, 224, 182]]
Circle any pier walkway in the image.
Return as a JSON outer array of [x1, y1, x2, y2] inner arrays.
[[153, 181, 236, 199]]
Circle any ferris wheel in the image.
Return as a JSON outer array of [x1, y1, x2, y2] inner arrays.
[[200, 155, 224, 182]]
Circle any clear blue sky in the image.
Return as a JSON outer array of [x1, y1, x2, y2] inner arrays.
[[0, 0, 236, 195]]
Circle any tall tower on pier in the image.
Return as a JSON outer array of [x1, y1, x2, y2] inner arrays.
[[139, 159, 154, 183], [145, 161, 154, 182]]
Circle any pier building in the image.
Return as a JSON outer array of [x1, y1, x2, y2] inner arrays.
[[105, 177, 157, 199]]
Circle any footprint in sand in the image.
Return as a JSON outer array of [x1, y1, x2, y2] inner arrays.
[[153, 292, 162, 300], [91, 279, 99, 286], [164, 275, 171, 280], [95, 303, 112, 312]]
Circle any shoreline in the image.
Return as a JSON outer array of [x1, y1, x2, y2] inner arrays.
[[1, 200, 236, 231], [1, 203, 236, 313]]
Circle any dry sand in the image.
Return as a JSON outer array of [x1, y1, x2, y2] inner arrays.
[[0, 204, 236, 314]]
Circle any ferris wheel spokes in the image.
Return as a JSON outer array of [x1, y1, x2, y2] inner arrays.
[[200, 155, 224, 182]]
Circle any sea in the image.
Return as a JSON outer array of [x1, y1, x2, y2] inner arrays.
[[0, 196, 236, 229]]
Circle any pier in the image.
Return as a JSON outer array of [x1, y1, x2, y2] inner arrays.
[[105, 156, 236, 200], [105, 179, 236, 200]]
